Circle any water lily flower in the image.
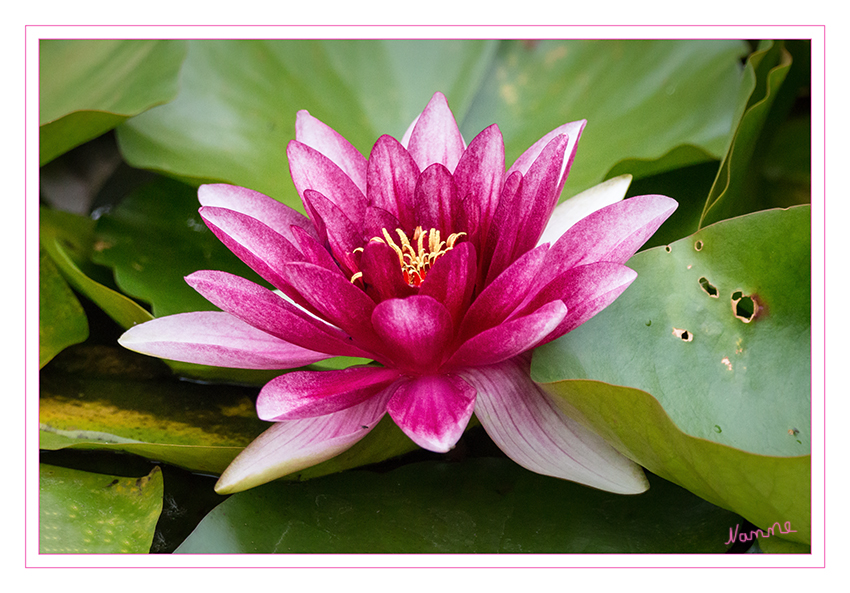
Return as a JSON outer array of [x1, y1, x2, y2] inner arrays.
[[119, 92, 677, 495]]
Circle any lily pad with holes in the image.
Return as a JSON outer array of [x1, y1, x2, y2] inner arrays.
[[532, 206, 811, 543], [39, 464, 163, 554]]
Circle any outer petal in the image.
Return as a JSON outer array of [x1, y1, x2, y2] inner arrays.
[[445, 300, 567, 369], [199, 205, 305, 286], [186, 270, 373, 358], [257, 366, 402, 421], [371, 295, 454, 374], [544, 195, 679, 274], [197, 184, 317, 245], [118, 312, 330, 369], [517, 262, 637, 344], [406, 92, 465, 173], [459, 357, 649, 494], [294, 110, 367, 194], [287, 140, 368, 226], [215, 394, 390, 494], [507, 120, 586, 190], [386, 374, 476, 453], [537, 174, 633, 247]]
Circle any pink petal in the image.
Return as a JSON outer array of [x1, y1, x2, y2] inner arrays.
[[185, 270, 372, 358], [456, 243, 547, 342], [371, 295, 454, 374], [199, 205, 303, 292], [453, 124, 505, 241], [517, 262, 637, 344], [544, 194, 679, 274], [537, 174, 633, 247], [279, 262, 383, 356], [294, 110, 368, 194], [446, 300, 567, 369], [507, 120, 586, 190], [288, 224, 341, 273], [366, 134, 418, 229], [197, 184, 317, 245], [459, 357, 649, 494], [484, 134, 570, 284], [287, 140, 368, 226], [118, 312, 330, 369], [215, 395, 390, 494], [358, 240, 418, 302], [418, 242, 476, 330], [257, 366, 402, 421], [302, 189, 364, 274], [413, 163, 459, 235], [406, 92, 466, 173], [386, 374, 476, 453]]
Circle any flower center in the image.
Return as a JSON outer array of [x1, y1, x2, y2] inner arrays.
[[352, 226, 466, 287]]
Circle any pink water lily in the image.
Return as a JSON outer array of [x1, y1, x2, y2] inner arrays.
[[119, 92, 677, 495]]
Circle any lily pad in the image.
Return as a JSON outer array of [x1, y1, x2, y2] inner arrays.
[[461, 39, 749, 199], [532, 206, 811, 543], [39, 464, 163, 553], [39, 246, 88, 368], [39, 40, 186, 165], [117, 40, 497, 211], [176, 459, 741, 554]]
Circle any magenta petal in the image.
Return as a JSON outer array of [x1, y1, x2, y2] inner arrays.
[[118, 312, 330, 369], [518, 262, 637, 343], [199, 206, 303, 291], [279, 262, 383, 355], [419, 242, 476, 330], [257, 366, 402, 421], [371, 295, 454, 373], [545, 195, 679, 273], [359, 240, 418, 302], [414, 163, 459, 235], [198, 184, 317, 245], [406, 92, 465, 173], [287, 140, 368, 226], [457, 243, 547, 342], [186, 270, 372, 358], [460, 357, 649, 494], [366, 134, 418, 228], [453, 124, 505, 239], [288, 225, 340, 272], [508, 120, 586, 189], [386, 374, 476, 453], [215, 395, 390, 494], [446, 300, 567, 369], [295, 110, 368, 194], [302, 189, 364, 274]]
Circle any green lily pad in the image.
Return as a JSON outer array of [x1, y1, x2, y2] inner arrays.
[[39, 246, 88, 368], [532, 206, 811, 543], [461, 39, 749, 199], [39, 39, 186, 165], [39, 345, 417, 478], [39, 464, 163, 553], [176, 460, 741, 554], [117, 40, 497, 211]]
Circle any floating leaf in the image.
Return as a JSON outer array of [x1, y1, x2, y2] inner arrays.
[[461, 39, 749, 198], [40, 40, 186, 165], [117, 40, 497, 211], [39, 464, 163, 554], [533, 206, 811, 543], [176, 460, 741, 554]]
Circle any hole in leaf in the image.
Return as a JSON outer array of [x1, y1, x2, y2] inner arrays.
[[788, 428, 799, 436], [698, 276, 719, 297], [714, 425, 722, 434], [645, 320, 652, 327], [664, 245, 672, 253], [694, 240, 704, 251], [731, 291, 757, 323], [672, 327, 693, 342]]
